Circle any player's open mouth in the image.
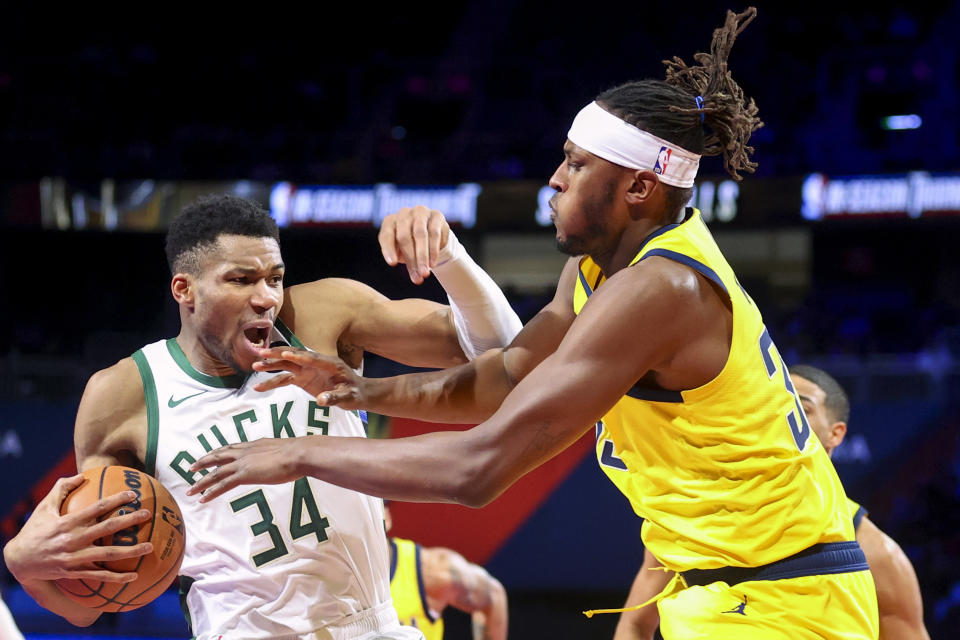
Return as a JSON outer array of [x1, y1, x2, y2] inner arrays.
[[241, 322, 272, 348]]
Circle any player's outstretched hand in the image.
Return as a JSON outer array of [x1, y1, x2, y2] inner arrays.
[[187, 438, 303, 502], [252, 347, 367, 408], [3, 475, 153, 584], [379, 205, 451, 284]]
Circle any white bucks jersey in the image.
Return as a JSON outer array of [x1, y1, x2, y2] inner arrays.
[[132, 323, 404, 640]]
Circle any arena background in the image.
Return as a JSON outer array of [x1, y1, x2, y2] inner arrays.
[[1, 2, 959, 638]]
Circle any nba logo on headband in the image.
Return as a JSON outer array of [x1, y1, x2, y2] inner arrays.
[[654, 147, 671, 175], [567, 102, 701, 188]]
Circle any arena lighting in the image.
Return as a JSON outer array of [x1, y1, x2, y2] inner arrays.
[[270, 182, 481, 228], [802, 171, 960, 220], [881, 114, 922, 130]]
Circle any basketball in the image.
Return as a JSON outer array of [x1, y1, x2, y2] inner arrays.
[[55, 466, 186, 612]]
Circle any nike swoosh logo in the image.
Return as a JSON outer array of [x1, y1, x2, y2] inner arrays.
[[168, 390, 209, 408]]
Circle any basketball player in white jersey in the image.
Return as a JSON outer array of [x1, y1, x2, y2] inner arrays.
[[3, 195, 521, 640]]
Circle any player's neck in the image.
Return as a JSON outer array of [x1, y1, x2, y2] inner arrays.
[[591, 218, 672, 277], [174, 331, 241, 378]]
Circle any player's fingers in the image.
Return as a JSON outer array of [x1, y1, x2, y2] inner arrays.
[[281, 350, 343, 372], [73, 541, 154, 566], [394, 211, 417, 270], [67, 491, 138, 525], [378, 216, 399, 265], [406, 262, 423, 285], [255, 345, 291, 357], [60, 568, 141, 583], [427, 210, 446, 267], [411, 209, 431, 278], [252, 358, 299, 372], [196, 474, 238, 503], [318, 386, 358, 408], [252, 372, 297, 392], [43, 475, 87, 510], [83, 509, 152, 542], [187, 450, 238, 478], [185, 456, 244, 495]]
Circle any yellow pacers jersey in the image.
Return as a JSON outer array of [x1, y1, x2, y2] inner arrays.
[[848, 497, 868, 532], [390, 537, 443, 640], [581, 209, 854, 572]]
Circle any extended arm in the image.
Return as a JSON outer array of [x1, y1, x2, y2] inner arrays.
[[422, 546, 508, 640], [4, 360, 152, 627], [284, 207, 522, 371], [613, 549, 669, 640], [379, 206, 522, 360], [190, 258, 706, 506], [858, 517, 930, 640], [260, 258, 581, 424]]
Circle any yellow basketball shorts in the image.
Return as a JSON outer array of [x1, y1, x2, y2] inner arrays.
[[657, 569, 879, 640]]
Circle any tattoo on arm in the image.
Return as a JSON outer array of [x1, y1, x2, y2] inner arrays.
[[520, 422, 565, 460]]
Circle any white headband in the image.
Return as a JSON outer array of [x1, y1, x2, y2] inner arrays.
[[567, 101, 701, 188]]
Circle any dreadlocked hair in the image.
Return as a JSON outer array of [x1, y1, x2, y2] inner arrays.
[[597, 7, 763, 190]]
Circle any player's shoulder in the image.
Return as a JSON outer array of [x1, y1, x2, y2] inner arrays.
[[281, 278, 384, 345], [79, 358, 146, 421], [550, 256, 585, 306], [85, 357, 144, 400], [857, 515, 911, 574], [856, 515, 925, 619], [284, 278, 383, 316], [623, 253, 705, 293], [590, 256, 704, 316], [76, 357, 147, 456], [286, 277, 380, 297]]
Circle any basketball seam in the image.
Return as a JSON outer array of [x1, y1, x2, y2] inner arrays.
[[71, 466, 113, 597], [117, 480, 185, 611], [57, 467, 183, 612], [92, 472, 160, 609], [117, 538, 186, 612]]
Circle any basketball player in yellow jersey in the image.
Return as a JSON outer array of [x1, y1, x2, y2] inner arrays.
[[613, 365, 930, 640], [792, 365, 929, 640], [187, 8, 879, 638], [385, 507, 508, 640]]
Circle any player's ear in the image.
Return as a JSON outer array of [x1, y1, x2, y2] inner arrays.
[[171, 273, 195, 306], [828, 420, 847, 450], [624, 169, 659, 206]]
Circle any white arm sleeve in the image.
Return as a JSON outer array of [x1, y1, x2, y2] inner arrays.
[[431, 231, 522, 360]]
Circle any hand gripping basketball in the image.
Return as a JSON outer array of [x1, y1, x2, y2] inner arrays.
[[55, 466, 186, 612]]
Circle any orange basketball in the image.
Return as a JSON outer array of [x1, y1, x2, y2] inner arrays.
[[55, 465, 186, 612]]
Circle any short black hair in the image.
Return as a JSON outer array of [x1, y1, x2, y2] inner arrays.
[[789, 364, 851, 425], [165, 194, 280, 274]]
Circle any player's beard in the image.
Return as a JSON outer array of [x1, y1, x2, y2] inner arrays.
[[555, 182, 616, 257], [198, 331, 248, 374]]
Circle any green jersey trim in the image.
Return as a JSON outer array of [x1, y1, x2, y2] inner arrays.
[[275, 318, 306, 349], [178, 575, 196, 638], [273, 320, 364, 423], [132, 349, 159, 477], [165, 339, 247, 389]]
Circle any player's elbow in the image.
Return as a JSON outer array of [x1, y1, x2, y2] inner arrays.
[[490, 575, 508, 612], [453, 476, 504, 508], [449, 443, 510, 508]]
